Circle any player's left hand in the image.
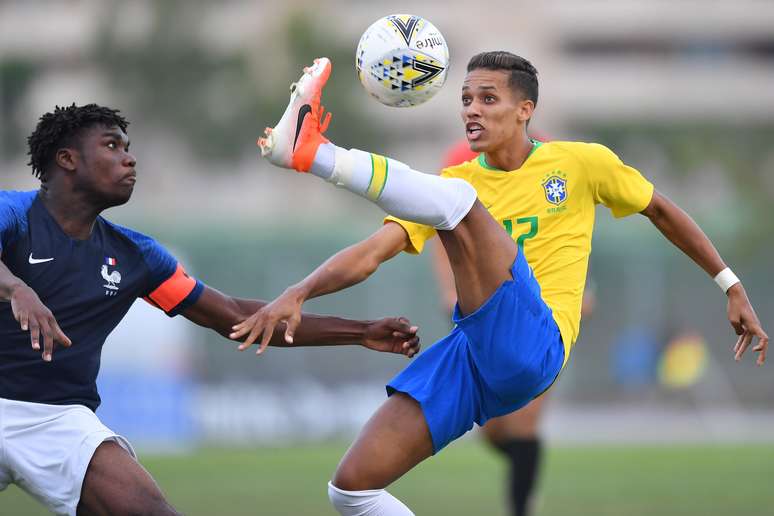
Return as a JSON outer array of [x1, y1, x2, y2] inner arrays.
[[363, 317, 420, 358], [727, 283, 768, 365], [230, 287, 305, 355]]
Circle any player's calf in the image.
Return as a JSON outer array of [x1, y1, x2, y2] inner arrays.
[[321, 145, 477, 230]]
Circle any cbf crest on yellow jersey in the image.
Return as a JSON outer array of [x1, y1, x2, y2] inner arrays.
[[385, 141, 655, 365]]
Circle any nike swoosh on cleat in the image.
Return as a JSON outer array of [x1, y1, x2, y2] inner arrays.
[[293, 104, 312, 151], [28, 253, 54, 264]]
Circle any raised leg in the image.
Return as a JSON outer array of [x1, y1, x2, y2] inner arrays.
[[259, 60, 516, 313], [436, 200, 518, 316]]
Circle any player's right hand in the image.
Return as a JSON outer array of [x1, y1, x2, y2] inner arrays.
[[727, 283, 768, 366], [10, 283, 72, 362], [229, 287, 306, 355]]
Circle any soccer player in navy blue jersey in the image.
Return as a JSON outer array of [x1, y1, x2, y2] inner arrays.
[[0, 104, 420, 516]]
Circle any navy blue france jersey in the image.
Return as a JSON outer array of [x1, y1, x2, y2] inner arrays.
[[0, 190, 203, 411]]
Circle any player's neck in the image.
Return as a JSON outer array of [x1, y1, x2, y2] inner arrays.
[[484, 137, 535, 172], [39, 186, 101, 241]]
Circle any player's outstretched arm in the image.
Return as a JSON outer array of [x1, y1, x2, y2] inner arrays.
[[230, 222, 411, 353], [0, 260, 72, 362], [180, 266, 418, 357], [641, 190, 768, 365]]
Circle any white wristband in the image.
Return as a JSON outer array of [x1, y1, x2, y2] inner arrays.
[[714, 267, 740, 293]]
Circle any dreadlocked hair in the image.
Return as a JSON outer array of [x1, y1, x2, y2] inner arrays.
[[467, 51, 539, 105], [27, 103, 129, 181]]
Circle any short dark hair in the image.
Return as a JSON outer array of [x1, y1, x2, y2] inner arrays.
[[27, 103, 129, 181], [467, 51, 539, 105]]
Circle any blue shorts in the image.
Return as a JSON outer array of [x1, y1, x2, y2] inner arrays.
[[386, 250, 565, 453]]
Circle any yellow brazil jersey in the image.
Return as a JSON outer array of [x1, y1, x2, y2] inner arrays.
[[385, 140, 654, 366]]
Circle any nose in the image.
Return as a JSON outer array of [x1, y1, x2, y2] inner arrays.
[[124, 152, 137, 168], [463, 99, 482, 119]]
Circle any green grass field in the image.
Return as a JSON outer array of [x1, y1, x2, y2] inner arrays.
[[2, 442, 771, 515]]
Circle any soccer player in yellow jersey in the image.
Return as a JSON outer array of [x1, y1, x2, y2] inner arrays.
[[433, 139, 596, 516], [234, 52, 769, 516]]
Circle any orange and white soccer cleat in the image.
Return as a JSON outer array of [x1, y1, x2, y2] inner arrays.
[[257, 57, 333, 172]]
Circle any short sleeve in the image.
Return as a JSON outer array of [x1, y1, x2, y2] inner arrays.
[[383, 217, 436, 254], [583, 143, 655, 218], [0, 191, 36, 253], [111, 223, 203, 316], [143, 263, 204, 317], [0, 196, 17, 253], [136, 237, 203, 316]]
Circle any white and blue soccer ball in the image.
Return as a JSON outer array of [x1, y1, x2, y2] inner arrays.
[[355, 14, 449, 107]]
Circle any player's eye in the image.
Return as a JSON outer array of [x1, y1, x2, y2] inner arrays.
[[461, 96, 472, 105], [484, 95, 496, 103], [106, 141, 116, 149]]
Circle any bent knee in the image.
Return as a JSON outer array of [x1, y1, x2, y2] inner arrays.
[[332, 461, 373, 492]]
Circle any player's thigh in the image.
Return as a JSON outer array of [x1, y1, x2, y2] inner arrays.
[[333, 392, 434, 491], [438, 201, 518, 316], [0, 429, 10, 493], [2, 399, 141, 515], [78, 441, 177, 516], [481, 395, 548, 444]]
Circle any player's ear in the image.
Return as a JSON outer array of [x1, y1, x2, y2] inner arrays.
[[55, 147, 78, 172], [516, 99, 535, 124]]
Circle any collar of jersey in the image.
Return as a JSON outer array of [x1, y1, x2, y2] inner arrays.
[[35, 192, 100, 243], [477, 139, 543, 172]]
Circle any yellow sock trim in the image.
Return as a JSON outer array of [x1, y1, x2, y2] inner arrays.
[[366, 153, 389, 201]]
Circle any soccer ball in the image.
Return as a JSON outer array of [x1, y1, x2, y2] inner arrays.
[[355, 14, 449, 107]]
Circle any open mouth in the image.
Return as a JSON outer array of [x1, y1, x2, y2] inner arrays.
[[466, 122, 484, 140]]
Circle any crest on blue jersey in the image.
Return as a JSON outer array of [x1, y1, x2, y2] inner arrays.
[[542, 176, 567, 205]]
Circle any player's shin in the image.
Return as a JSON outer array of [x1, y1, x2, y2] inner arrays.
[[328, 482, 414, 516], [311, 143, 477, 230]]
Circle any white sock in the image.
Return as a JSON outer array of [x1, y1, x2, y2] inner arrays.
[[310, 144, 477, 230], [328, 482, 414, 516], [310, 142, 336, 179]]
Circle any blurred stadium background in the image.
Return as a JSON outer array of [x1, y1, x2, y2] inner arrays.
[[2, 0, 773, 514]]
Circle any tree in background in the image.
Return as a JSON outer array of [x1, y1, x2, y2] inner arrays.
[[0, 2, 386, 169], [93, 3, 385, 164]]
